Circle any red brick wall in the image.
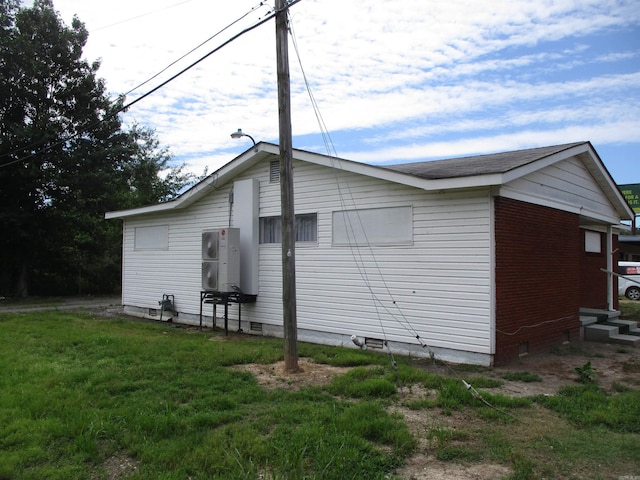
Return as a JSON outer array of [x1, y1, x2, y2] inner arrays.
[[494, 197, 581, 364], [579, 231, 613, 310]]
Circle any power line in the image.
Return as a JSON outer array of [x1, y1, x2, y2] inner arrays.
[[0, 4, 280, 169], [92, 0, 197, 33], [290, 16, 513, 418], [121, 2, 270, 99], [120, 10, 276, 113]]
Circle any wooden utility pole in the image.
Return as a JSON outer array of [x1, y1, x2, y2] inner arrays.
[[275, 0, 299, 372]]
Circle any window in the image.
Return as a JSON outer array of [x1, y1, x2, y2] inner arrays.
[[332, 206, 413, 246], [584, 230, 602, 253], [134, 225, 169, 250], [259, 213, 317, 244]]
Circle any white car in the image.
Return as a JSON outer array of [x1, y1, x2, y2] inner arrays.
[[618, 261, 640, 300]]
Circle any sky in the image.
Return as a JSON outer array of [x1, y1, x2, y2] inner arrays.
[[28, 0, 640, 185]]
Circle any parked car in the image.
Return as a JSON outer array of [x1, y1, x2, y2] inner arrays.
[[618, 261, 640, 300]]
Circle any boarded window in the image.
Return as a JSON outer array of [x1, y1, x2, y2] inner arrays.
[[259, 213, 317, 244], [332, 206, 413, 246], [584, 230, 601, 253], [134, 225, 169, 250]]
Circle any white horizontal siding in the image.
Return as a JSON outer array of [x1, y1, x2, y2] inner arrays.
[[120, 159, 493, 356], [122, 183, 234, 314], [501, 156, 619, 222], [246, 160, 493, 354]]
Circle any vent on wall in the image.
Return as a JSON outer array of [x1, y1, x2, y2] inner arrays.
[[365, 337, 384, 349], [269, 160, 280, 183], [249, 322, 263, 333]]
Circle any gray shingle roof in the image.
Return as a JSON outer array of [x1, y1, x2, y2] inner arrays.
[[382, 142, 587, 179]]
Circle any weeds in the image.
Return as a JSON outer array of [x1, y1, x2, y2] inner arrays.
[[1, 311, 639, 479], [0, 312, 409, 479], [574, 361, 598, 384], [501, 371, 542, 383], [535, 385, 640, 432]]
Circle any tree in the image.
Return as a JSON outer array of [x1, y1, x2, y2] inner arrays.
[[0, 0, 195, 296]]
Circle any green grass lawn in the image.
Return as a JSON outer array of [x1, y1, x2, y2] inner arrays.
[[0, 310, 639, 479]]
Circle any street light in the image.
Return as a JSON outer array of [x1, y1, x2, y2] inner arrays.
[[230, 128, 256, 150]]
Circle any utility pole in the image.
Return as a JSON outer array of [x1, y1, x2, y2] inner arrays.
[[275, 0, 299, 372]]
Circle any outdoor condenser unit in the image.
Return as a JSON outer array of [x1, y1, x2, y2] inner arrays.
[[201, 228, 240, 292]]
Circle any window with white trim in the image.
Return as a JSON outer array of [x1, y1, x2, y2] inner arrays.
[[332, 206, 413, 246], [134, 225, 169, 250], [259, 213, 317, 244]]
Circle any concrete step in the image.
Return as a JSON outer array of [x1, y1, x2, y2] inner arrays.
[[579, 308, 621, 320], [609, 333, 640, 347], [585, 324, 620, 341], [580, 315, 599, 327], [607, 319, 640, 336]]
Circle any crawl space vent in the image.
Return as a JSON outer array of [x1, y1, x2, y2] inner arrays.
[[249, 322, 263, 333], [365, 337, 384, 349]]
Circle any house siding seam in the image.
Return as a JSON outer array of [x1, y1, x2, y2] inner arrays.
[[494, 197, 580, 364]]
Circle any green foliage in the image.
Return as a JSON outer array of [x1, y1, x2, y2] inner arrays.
[[463, 375, 503, 388], [501, 371, 543, 383], [619, 298, 640, 321], [299, 344, 389, 367], [3, 311, 640, 479], [0, 1, 198, 296], [329, 366, 398, 399], [0, 312, 415, 479], [535, 384, 640, 432], [508, 455, 536, 480], [574, 361, 598, 384]]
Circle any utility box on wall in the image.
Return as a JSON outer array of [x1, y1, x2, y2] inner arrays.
[[201, 228, 240, 292]]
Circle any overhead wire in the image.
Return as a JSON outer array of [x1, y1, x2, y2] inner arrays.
[[91, 0, 197, 33], [289, 14, 514, 419], [0, 1, 288, 169], [120, 1, 270, 99]]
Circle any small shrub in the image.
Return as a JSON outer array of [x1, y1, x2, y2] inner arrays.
[[575, 361, 597, 384]]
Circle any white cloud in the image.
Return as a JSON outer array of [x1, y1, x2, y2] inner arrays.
[[22, 0, 640, 181]]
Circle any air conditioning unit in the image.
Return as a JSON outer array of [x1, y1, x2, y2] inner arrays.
[[201, 228, 240, 292]]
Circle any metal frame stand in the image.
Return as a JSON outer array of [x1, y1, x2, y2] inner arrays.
[[199, 291, 257, 335]]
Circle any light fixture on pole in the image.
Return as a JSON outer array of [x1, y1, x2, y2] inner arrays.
[[230, 128, 256, 150]]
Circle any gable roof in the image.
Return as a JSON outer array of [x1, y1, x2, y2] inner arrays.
[[105, 141, 633, 222]]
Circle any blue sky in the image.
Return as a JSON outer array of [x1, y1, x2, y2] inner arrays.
[[42, 0, 640, 185]]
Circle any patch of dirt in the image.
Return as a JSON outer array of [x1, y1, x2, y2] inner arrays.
[[232, 357, 352, 390], [491, 341, 640, 395], [234, 341, 640, 480], [102, 454, 140, 480]]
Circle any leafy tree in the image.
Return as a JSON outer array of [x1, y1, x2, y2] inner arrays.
[[0, 0, 195, 296]]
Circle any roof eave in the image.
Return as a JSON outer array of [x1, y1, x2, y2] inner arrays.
[[105, 143, 276, 220]]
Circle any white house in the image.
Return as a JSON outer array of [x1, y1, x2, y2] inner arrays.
[[105, 141, 633, 365]]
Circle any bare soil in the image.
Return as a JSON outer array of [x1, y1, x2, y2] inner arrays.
[[235, 341, 640, 480]]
